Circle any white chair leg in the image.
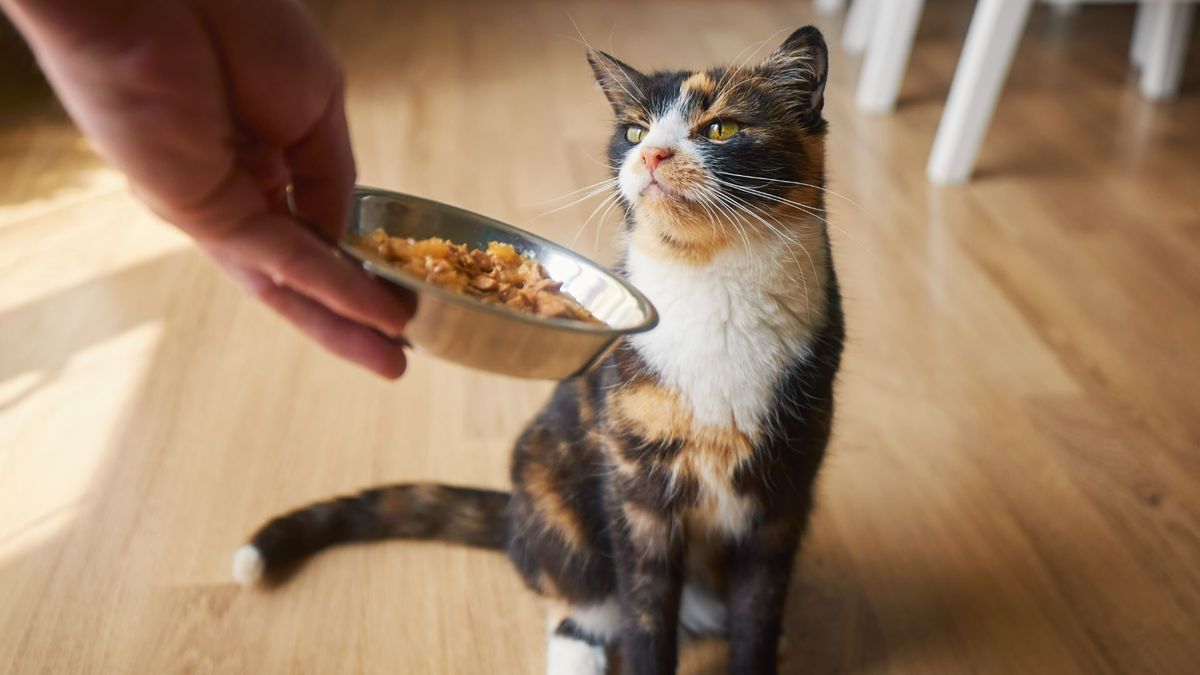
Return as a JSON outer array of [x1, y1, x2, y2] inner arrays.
[[1140, 1, 1195, 101], [843, 0, 878, 55], [1047, 0, 1082, 18], [855, 0, 926, 114], [927, 0, 1035, 185], [815, 0, 846, 15], [1130, 1, 1160, 68]]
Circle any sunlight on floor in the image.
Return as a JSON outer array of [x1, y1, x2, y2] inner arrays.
[[0, 191, 189, 314], [0, 160, 121, 226], [0, 322, 163, 562]]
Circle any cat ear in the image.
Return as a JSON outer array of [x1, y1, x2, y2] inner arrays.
[[587, 49, 646, 114], [762, 26, 829, 122]]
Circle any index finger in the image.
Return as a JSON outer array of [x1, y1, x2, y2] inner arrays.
[[203, 208, 415, 338]]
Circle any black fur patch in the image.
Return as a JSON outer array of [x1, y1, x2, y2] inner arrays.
[[554, 618, 609, 648]]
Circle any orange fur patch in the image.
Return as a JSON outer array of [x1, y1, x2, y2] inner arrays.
[[522, 462, 588, 549], [679, 427, 759, 539], [377, 484, 443, 520], [683, 483, 758, 539], [622, 501, 670, 551], [609, 383, 694, 441], [609, 382, 763, 452], [682, 71, 717, 98]]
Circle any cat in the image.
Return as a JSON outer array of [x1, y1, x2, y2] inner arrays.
[[232, 26, 843, 675]]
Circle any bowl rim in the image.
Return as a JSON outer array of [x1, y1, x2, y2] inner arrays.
[[339, 185, 659, 337]]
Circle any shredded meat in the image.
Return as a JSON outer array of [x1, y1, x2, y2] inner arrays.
[[358, 229, 604, 326]]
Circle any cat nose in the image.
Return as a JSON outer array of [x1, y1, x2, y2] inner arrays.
[[641, 146, 673, 173]]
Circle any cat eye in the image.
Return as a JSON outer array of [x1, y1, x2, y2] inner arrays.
[[705, 120, 741, 141], [625, 126, 647, 144]]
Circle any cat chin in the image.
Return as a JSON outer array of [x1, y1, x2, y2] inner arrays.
[[641, 183, 671, 199], [635, 186, 697, 214]]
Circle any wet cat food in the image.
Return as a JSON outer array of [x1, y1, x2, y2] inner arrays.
[[358, 229, 603, 326]]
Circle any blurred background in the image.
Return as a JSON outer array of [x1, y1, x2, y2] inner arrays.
[[1, 0, 1198, 673]]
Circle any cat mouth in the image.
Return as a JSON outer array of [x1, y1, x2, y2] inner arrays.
[[640, 178, 682, 201]]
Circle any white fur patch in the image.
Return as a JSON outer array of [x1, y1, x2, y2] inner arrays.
[[680, 582, 729, 635], [626, 243, 814, 437], [568, 598, 620, 641], [546, 636, 606, 675], [547, 605, 613, 675], [619, 103, 703, 202], [231, 544, 264, 587]]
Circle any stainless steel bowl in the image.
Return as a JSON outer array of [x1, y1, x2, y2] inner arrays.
[[339, 186, 658, 380]]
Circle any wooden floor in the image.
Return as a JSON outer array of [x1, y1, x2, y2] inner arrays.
[[3, 1, 1200, 673]]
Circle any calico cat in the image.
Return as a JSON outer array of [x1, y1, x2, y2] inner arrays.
[[232, 26, 843, 675]]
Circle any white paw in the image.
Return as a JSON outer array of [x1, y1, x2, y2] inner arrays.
[[546, 635, 606, 675], [231, 544, 264, 587]]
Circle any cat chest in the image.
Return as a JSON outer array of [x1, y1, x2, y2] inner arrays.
[[625, 250, 813, 438], [607, 384, 761, 539]]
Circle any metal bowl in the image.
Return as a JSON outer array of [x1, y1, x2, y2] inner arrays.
[[339, 186, 658, 380]]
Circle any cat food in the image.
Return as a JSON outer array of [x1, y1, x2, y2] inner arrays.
[[358, 229, 604, 326]]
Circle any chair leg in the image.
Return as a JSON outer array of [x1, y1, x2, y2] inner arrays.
[[1140, 1, 1195, 101], [855, 0, 926, 114], [1047, 0, 1082, 18], [927, 0, 1035, 185], [843, 0, 878, 55], [1130, 1, 1160, 68], [815, 0, 846, 15]]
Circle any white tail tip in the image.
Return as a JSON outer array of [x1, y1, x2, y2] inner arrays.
[[232, 544, 264, 586]]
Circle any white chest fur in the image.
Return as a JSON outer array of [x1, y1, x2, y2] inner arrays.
[[625, 242, 819, 438]]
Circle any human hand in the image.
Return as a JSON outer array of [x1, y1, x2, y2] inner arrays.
[[1, 0, 414, 378]]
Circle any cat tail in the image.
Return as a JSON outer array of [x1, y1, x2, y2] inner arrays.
[[231, 483, 510, 586]]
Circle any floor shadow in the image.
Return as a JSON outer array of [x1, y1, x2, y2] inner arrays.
[[673, 546, 891, 675], [0, 251, 192, 383], [970, 152, 1077, 183], [0, 367, 61, 415], [0, 250, 192, 668], [1, 15, 107, 209], [0, 14, 54, 125], [894, 89, 949, 110]]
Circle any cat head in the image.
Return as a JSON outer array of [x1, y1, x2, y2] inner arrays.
[[588, 27, 828, 264]]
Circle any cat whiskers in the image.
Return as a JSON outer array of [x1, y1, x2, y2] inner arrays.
[[570, 189, 623, 249], [695, 186, 753, 257], [536, 178, 619, 215], [712, 175, 872, 257], [706, 188, 816, 316], [713, 178, 830, 226], [593, 191, 626, 251], [580, 149, 623, 173], [689, 192, 735, 251], [713, 170, 862, 210]]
